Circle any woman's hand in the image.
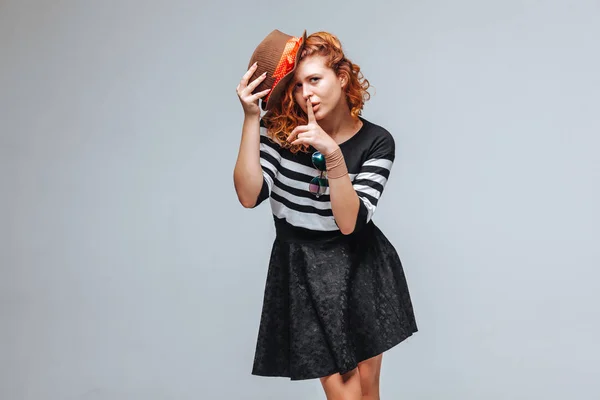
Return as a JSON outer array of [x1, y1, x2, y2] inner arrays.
[[287, 98, 339, 155], [236, 62, 271, 117]]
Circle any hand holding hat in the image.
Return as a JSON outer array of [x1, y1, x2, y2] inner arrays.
[[236, 62, 271, 117]]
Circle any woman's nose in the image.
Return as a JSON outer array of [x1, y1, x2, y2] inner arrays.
[[302, 87, 313, 100]]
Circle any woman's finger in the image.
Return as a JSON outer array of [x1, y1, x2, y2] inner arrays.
[[290, 125, 310, 137], [239, 62, 259, 88], [287, 125, 309, 142], [248, 88, 271, 102], [244, 72, 268, 94], [291, 138, 310, 147], [306, 98, 316, 123]]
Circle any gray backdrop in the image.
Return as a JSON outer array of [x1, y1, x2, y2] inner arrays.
[[1, 0, 599, 399]]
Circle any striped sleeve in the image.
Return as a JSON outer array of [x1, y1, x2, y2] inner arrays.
[[253, 121, 282, 207], [352, 131, 395, 230]]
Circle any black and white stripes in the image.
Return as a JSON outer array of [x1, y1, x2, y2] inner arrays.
[[255, 117, 395, 233]]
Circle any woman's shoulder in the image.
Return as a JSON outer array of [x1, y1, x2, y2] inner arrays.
[[361, 118, 395, 145], [349, 117, 395, 157]]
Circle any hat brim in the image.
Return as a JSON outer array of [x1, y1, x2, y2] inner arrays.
[[262, 30, 307, 111]]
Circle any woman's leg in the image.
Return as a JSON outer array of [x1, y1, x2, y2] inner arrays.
[[357, 353, 383, 400], [319, 368, 363, 400]]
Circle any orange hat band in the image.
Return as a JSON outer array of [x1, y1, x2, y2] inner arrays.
[[265, 36, 304, 103]]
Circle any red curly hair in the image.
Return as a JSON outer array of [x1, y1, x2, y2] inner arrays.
[[262, 31, 371, 153]]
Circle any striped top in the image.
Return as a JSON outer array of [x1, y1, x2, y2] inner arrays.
[[255, 117, 395, 233]]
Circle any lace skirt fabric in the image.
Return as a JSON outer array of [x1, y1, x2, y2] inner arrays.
[[251, 222, 418, 380]]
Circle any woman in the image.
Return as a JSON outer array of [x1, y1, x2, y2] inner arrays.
[[234, 29, 418, 400]]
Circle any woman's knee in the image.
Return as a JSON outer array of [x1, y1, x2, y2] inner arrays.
[[357, 354, 383, 397], [319, 368, 362, 400]]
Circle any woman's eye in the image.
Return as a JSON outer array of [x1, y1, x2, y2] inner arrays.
[[294, 78, 318, 90]]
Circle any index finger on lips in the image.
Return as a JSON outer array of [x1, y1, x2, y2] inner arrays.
[[306, 98, 316, 123]]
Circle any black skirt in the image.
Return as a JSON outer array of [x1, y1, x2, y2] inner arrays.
[[251, 218, 418, 381]]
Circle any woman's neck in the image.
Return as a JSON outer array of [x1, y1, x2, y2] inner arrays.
[[319, 104, 362, 144]]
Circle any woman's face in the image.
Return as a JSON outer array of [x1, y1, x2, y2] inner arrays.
[[292, 55, 346, 120]]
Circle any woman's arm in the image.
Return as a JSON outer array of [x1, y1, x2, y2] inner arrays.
[[329, 132, 395, 234], [327, 165, 361, 234], [287, 99, 364, 234], [233, 114, 264, 208], [233, 63, 271, 208], [288, 107, 395, 234]]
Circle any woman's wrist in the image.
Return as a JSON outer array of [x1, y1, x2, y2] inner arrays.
[[325, 147, 348, 179], [244, 110, 261, 120]]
